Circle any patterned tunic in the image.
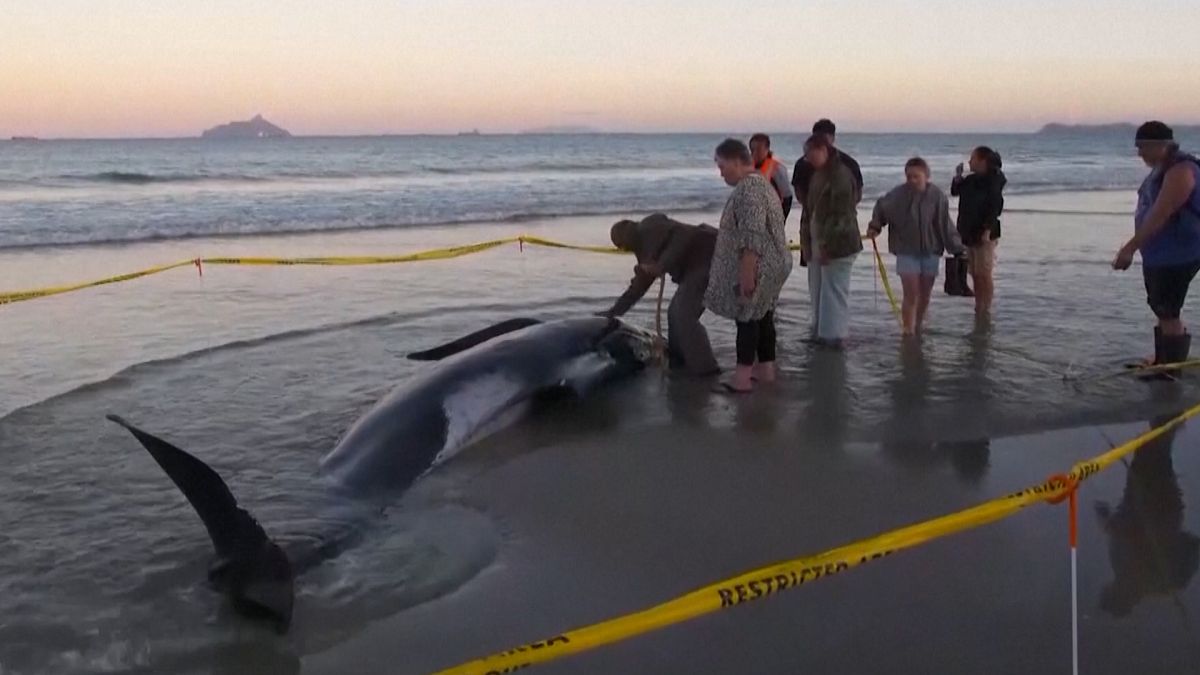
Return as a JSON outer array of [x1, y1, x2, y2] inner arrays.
[[704, 173, 793, 321]]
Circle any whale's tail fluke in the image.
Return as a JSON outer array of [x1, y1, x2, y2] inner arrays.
[[106, 414, 295, 632], [407, 317, 541, 361]]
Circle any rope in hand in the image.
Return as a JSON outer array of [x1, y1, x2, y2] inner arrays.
[[654, 275, 667, 371], [870, 237, 902, 327]]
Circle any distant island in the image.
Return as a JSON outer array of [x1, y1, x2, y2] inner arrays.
[[201, 114, 291, 140], [1038, 122, 1200, 135]]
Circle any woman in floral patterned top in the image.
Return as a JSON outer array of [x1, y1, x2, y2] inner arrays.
[[704, 138, 794, 393]]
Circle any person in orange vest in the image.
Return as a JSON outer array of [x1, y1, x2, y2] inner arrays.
[[749, 133, 794, 220]]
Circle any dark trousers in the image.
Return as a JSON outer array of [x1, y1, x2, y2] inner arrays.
[[668, 273, 719, 374], [735, 311, 777, 366]]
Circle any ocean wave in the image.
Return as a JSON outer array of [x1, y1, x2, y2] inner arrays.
[[0, 162, 702, 189], [0, 163, 1144, 194], [1001, 185, 1131, 197], [852, 184, 1134, 206], [1002, 207, 1129, 216], [421, 161, 682, 175], [55, 171, 273, 185], [0, 313, 413, 425], [0, 296, 608, 423], [0, 199, 729, 250]]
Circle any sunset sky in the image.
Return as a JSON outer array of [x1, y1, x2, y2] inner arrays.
[[4, 0, 1199, 138]]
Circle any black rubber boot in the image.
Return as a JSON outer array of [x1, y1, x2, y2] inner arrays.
[[1141, 331, 1190, 381], [958, 255, 975, 298], [1162, 332, 1192, 366]]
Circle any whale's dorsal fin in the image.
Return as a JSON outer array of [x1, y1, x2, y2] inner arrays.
[[407, 318, 542, 361]]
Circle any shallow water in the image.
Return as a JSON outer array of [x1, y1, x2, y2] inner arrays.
[[5, 131, 1197, 248], [2, 192, 1200, 673]]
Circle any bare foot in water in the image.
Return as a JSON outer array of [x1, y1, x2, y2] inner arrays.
[[715, 381, 753, 394], [715, 365, 754, 393], [751, 362, 776, 383]]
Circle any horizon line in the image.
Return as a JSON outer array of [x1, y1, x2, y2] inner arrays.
[[11, 123, 1196, 143]]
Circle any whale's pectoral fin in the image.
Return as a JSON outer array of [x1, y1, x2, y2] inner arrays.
[[407, 318, 542, 361], [106, 414, 295, 632]]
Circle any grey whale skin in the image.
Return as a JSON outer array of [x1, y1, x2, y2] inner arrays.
[[106, 317, 659, 631]]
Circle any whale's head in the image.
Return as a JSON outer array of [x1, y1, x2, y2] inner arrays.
[[597, 319, 662, 369]]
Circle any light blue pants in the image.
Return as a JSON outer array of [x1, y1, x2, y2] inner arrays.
[[808, 240, 858, 341]]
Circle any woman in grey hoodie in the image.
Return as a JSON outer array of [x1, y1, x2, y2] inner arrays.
[[867, 158, 966, 336]]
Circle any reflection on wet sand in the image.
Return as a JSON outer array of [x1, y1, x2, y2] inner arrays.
[[963, 313, 996, 404], [798, 348, 852, 452], [880, 338, 993, 485], [1096, 414, 1200, 618], [664, 376, 714, 429]]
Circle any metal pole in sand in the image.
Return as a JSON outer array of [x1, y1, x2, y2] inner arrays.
[[1049, 474, 1081, 675], [1070, 484, 1079, 675]]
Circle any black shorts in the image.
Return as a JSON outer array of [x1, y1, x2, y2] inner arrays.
[[1144, 261, 1200, 320]]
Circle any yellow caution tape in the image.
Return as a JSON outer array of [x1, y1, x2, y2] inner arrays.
[[0, 229, 1165, 385], [432, 401, 1200, 675], [0, 259, 199, 306], [201, 238, 518, 267], [516, 235, 626, 255], [1094, 358, 1200, 381], [1, 233, 904, 315], [0, 236, 629, 305], [869, 238, 902, 325]]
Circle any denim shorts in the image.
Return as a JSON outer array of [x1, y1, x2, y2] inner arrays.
[[896, 254, 941, 277]]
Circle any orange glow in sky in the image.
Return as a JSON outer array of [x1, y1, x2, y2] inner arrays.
[[3, 0, 1199, 137]]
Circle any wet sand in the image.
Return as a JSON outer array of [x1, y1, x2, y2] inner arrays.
[[300, 384, 1200, 675], [3, 198, 1200, 674]]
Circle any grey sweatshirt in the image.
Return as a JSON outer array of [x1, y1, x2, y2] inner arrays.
[[869, 183, 965, 257]]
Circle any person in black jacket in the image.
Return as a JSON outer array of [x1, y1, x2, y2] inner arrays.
[[951, 146, 1007, 316]]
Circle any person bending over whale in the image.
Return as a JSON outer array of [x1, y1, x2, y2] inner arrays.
[[600, 213, 721, 376]]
